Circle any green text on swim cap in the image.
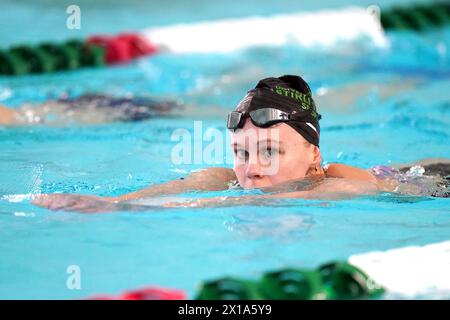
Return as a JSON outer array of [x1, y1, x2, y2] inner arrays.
[[274, 85, 318, 118]]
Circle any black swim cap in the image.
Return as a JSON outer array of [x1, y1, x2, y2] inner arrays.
[[235, 75, 322, 146]]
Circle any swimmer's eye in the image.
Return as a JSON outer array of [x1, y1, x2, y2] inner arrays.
[[235, 149, 249, 161], [261, 147, 280, 158]]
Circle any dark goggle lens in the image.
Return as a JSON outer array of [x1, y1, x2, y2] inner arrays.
[[227, 111, 243, 130], [227, 108, 292, 130], [249, 108, 290, 127]]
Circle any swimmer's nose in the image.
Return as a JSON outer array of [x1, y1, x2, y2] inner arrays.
[[246, 163, 264, 180]]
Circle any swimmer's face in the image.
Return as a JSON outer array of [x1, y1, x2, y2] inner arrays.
[[231, 118, 322, 189]]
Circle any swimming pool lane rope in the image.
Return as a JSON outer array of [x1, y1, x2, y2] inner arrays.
[[88, 261, 384, 300], [1, 1, 449, 76], [380, 2, 450, 31], [86, 240, 450, 300]]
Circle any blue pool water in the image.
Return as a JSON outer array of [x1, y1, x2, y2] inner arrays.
[[1, 0, 450, 299]]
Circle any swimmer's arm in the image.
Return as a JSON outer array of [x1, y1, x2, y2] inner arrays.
[[32, 167, 237, 212], [325, 163, 399, 192], [164, 178, 380, 208], [109, 167, 237, 202], [32, 177, 376, 213], [0, 104, 19, 125], [325, 163, 378, 182]]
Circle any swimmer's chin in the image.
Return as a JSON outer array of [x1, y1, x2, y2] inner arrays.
[[241, 176, 319, 192], [240, 179, 276, 189]]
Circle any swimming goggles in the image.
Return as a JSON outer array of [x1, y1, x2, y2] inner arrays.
[[227, 108, 295, 131]]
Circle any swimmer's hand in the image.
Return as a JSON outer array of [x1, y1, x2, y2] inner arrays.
[[32, 194, 124, 213]]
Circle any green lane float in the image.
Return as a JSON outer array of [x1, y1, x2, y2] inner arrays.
[[65, 39, 105, 67], [0, 40, 105, 76], [9, 45, 56, 74], [0, 50, 28, 75], [259, 268, 325, 300], [381, 2, 450, 31], [39, 43, 80, 71], [196, 261, 385, 300], [318, 261, 384, 299], [196, 277, 262, 300]]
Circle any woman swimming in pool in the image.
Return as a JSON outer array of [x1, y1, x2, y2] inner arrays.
[[31, 75, 449, 212], [0, 93, 182, 125]]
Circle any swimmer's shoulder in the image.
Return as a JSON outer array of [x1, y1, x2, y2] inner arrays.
[[324, 163, 378, 183], [197, 167, 236, 179], [187, 167, 237, 190]]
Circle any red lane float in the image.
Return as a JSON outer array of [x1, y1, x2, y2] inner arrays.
[[87, 286, 186, 300], [87, 32, 157, 64]]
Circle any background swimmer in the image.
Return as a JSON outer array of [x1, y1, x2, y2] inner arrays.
[[0, 93, 237, 125], [0, 94, 181, 125], [31, 75, 450, 213]]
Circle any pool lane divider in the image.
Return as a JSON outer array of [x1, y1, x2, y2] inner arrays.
[[86, 240, 450, 300], [380, 2, 450, 31], [87, 287, 187, 300], [0, 33, 157, 76], [2, 2, 449, 76], [195, 261, 384, 300], [86, 261, 383, 300]]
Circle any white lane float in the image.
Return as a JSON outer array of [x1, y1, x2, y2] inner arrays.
[[140, 6, 388, 54], [349, 240, 450, 298]]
